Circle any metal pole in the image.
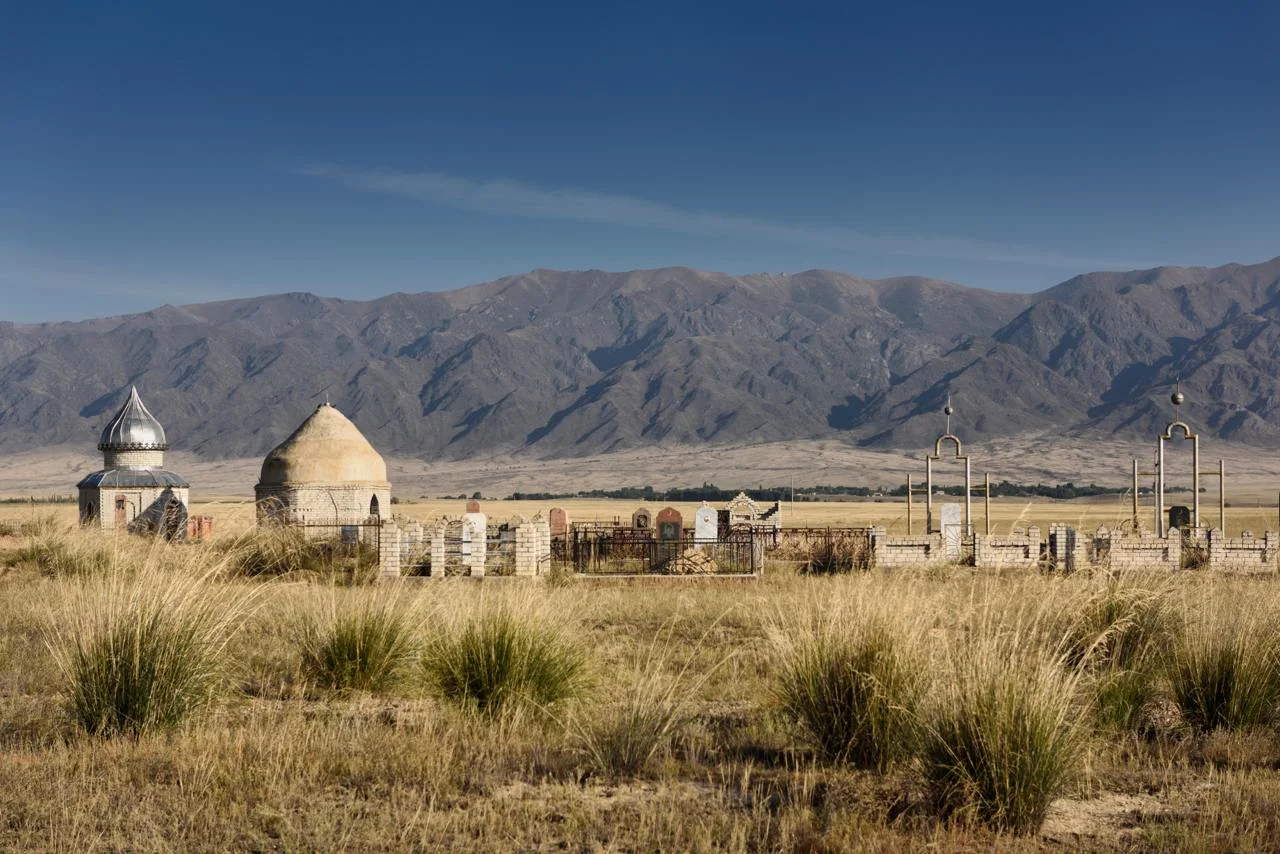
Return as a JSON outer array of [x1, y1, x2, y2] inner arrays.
[[1219, 459, 1226, 534], [1132, 459, 1139, 532], [1157, 440, 1165, 537], [906, 475, 913, 535], [1192, 436, 1201, 529], [965, 456, 972, 537], [984, 472, 991, 535], [926, 458, 933, 534]]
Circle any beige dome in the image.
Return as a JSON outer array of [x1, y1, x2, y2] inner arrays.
[[257, 403, 389, 486]]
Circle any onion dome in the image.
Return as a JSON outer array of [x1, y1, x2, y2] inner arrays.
[[98, 386, 168, 451], [257, 403, 388, 486]]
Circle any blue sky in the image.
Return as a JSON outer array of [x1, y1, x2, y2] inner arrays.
[[2, 1, 1278, 321]]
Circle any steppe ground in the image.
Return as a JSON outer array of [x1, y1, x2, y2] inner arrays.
[[6, 433, 1280, 501], [5, 496, 1280, 850], [9, 497, 1280, 542]]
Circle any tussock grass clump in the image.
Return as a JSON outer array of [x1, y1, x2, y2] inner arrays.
[[1168, 601, 1280, 732], [299, 592, 418, 695], [771, 609, 924, 769], [15, 523, 144, 578], [576, 621, 728, 776], [576, 670, 688, 776], [923, 633, 1083, 835], [1057, 579, 1174, 732], [46, 561, 253, 738], [218, 526, 378, 584], [422, 597, 589, 719]]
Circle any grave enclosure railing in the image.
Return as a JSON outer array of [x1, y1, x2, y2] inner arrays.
[[560, 528, 758, 575]]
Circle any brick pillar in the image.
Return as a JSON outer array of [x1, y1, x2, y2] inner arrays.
[[536, 516, 551, 576], [465, 518, 487, 578], [515, 521, 538, 576], [1266, 531, 1279, 569], [379, 520, 401, 579], [430, 522, 447, 578]]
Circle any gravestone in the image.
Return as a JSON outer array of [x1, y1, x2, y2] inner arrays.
[[632, 507, 652, 529], [462, 511, 487, 577], [940, 503, 963, 560], [1168, 505, 1191, 533], [694, 504, 718, 545], [549, 507, 570, 538], [656, 507, 683, 541]]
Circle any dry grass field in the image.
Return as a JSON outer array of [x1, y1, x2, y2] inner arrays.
[[5, 518, 1280, 850], [8, 495, 1280, 541]]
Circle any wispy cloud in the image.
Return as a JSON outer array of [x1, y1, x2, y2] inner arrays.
[[297, 162, 1151, 272]]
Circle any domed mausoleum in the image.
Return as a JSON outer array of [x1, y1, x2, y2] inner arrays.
[[77, 386, 190, 538], [255, 403, 392, 526]]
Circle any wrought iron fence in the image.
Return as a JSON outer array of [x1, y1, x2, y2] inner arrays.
[[562, 527, 757, 575]]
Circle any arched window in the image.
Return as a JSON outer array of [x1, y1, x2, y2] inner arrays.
[[369, 495, 380, 518]]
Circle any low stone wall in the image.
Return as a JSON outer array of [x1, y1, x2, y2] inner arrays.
[[973, 527, 1040, 570], [1094, 527, 1181, 570], [1047, 524, 1086, 573], [870, 528, 954, 568], [378, 513, 550, 580], [1208, 529, 1279, 572]]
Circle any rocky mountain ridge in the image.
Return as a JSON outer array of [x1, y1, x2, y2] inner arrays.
[[2, 259, 1279, 460]]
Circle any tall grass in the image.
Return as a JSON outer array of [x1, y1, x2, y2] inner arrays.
[[218, 526, 378, 584], [1057, 578, 1173, 732], [923, 628, 1084, 835], [422, 596, 589, 720], [576, 619, 730, 776], [771, 606, 924, 769], [44, 557, 255, 737], [1167, 595, 1280, 732], [16, 523, 149, 578], [299, 591, 418, 695]]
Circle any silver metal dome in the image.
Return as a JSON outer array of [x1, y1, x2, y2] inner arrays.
[[97, 386, 169, 451]]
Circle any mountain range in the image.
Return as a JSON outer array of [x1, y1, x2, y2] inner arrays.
[[3, 258, 1280, 461]]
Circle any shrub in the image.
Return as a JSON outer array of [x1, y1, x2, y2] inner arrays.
[[772, 616, 924, 769], [1167, 607, 1280, 732], [923, 638, 1083, 835], [422, 602, 588, 719], [300, 594, 417, 694], [46, 562, 252, 737]]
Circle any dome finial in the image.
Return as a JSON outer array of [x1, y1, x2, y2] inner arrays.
[[98, 386, 168, 451]]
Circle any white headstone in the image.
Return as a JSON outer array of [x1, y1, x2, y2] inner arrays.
[[695, 504, 718, 544], [941, 503, 962, 559]]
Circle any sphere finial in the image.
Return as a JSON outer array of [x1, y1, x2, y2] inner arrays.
[[1171, 378, 1185, 408]]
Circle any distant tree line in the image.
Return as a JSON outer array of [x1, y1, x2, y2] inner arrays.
[[503, 481, 1192, 502], [0, 495, 77, 504]]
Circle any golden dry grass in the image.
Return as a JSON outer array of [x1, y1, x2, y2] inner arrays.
[[5, 528, 1280, 849]]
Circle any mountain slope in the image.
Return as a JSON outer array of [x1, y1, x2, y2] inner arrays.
[[1, 260, 1278, 460]]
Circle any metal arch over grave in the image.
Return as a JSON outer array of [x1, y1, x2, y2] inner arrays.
[[923, 398, 973, 537], [1130, 384, 1227, 537]]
